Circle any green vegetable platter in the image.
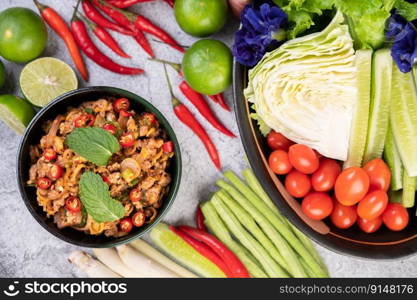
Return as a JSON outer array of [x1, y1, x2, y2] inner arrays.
[[232, 0, 417, 258]]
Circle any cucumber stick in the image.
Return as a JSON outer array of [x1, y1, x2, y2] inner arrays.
[[390, 64, 417, 176], [149, 223, 226, 278], [344, 49, 373, 168], [389, 190, 403, 204], [363, 49, 392, 163], [402, 170, 416, 208], [384, 125, 403, 191]]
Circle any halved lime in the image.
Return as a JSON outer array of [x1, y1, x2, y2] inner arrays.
[[0, 94, 35, 134], [19, 57, 78, 107]]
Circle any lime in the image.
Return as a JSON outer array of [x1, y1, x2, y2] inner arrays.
[[0, 7, 47, 63], [20, 57, 78, 107], [174, 0, 228, 37], [0, 94, 35, 134], [0, 60, 5, 89], [182, 39, 232, 95]]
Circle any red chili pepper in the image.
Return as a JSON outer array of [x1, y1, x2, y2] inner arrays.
[[34, 0, 89, 81], [163, 65, 221, 170], [102, 175, 111, 185], [93, 0, 154, 57], [179, 81, 235, 138], [49, 164, 64, 180], [71, 15, 144, 75], [132, 211, 145, 227], [119, 217, 133, 232], [162, 141, 174, 153], [178, 226, 250, 278], [119, 132, 136, 147], [113, 97, 130, 112], [78, 13, 130, 58], [119, 110, 133, 117], [37, 177, 52, 189], [65, 197, 82, 213], [108, 0, 154, 8], [196, 206, 207, 231], [170, 226, 233, 277], [163, 0, 174, 7], [74, 113, 95, 127], [214, 93, 231, 112], [43, 148, 57, 161], [82, 0, 135, 36], [102, 123, 117, 135]]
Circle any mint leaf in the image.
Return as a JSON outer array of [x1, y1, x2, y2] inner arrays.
[[65, 127, 120, 166], [79, 172, 125, 223]]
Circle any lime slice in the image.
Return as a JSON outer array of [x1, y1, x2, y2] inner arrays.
[[149, 223, 226, 278], [363, 49, 392, 163], [19, 57, 78, 107], [344, 49, 372, 168], [0, 94, 35, 134], [384, 125, 403, 191]]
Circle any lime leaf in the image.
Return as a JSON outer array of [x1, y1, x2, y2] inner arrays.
[[79, 172, 125, 223], [65, 127, 120, 166]]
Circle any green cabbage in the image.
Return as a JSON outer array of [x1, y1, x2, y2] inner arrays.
[[245, 11, 357, 161]]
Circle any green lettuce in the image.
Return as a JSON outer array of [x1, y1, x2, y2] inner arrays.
[[394, 0, 417, 21]]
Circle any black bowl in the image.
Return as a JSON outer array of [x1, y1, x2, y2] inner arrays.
[[16, 87, 182, 248], [233, 61, 417, 259]]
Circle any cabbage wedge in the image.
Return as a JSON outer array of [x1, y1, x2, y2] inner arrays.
[[245, 11, 358, 161]]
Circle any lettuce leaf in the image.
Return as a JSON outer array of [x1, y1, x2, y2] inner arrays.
[[394, 0, 417, 21], [250, 104, 270, 136]]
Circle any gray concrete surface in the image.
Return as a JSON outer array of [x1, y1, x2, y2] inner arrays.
[[0, 0, 416, 278]]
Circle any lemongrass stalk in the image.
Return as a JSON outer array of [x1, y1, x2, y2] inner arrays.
[[129, 239, 198, 278], [93, 248, 142, 278], [68, 251, 121, 278]]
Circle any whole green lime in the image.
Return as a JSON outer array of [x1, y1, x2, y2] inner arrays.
[[174, 0, 228, 37], [0, 60, 5, 89], [182, 39, 232, 95], [0, 7, 47, 63]]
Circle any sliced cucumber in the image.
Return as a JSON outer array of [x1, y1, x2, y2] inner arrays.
[[402, 170, 416, 208], [363, 49, 392, 163], [390, 64, 417, 176], [344, 49, 373, 168], [149, 223, 226, 278], [384, 124, 403, 191]]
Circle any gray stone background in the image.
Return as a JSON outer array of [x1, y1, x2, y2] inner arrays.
[[0, 0, 416, 277]]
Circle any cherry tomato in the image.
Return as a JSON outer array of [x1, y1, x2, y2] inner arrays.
[[288, 144, 319, 174], [49, 164, 63, 180], [37, 177, 52, 189], [357, 190, 388, 220], [301, 192, 333, 220], [119, 217, 133, 233], [267, 130, 294, 151], [119, 110, 133, 117], [74, 113, 95, 127], [334, 167, 369, 206], [102, 124, 117, 135], [113, 98, 130, 112], [269, 150, 292, 175], [162, 141, 174, 153], [363, 158, 391, 192], [132, 211, 145, 227], [119, 132, 135, 148], [311, 158, 341, 192], [357, 216, 383, 233], [330, 202, 357, 229], [65, 197, 82, 213], [285, 170, 311, 198], [382, 203, 409, 231], [129, 188, 141, 202], [43, 148, 57, 161]]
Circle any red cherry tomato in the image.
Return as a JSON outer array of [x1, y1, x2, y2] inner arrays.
[[162, 141, 174, 153], [357, 190, 388, 220], [288, 144, 319, 174], [285, 170, 311, 198], [49, 164, 63, 180], [119, 132, 135, 148], [269, 150, 292, 175], [129, 188, 141, 202], [382, 203, 409, 231], [43, 148, 57, 161], [311, 158, 341, 192], [37, 177, 52, 189], [363, 158, 391, 192], [119, 217, 133, 233], [74, 113, 95, 127], [102, 124, 117, 135], [267, 130, 294, 151], [301, 192, 334, 220], [113, 98, 130, 112], [334, 167, 369, 206], [132, 211, 145, 227], [119, 110, 133, 117], [65, 197, 82, 213], [357, 216, 383, 233], [330, 202, 357, 229]]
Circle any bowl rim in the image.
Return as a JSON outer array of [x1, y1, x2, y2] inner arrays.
[[16, 86, 182, 248], [233, 60, 417, 260]]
